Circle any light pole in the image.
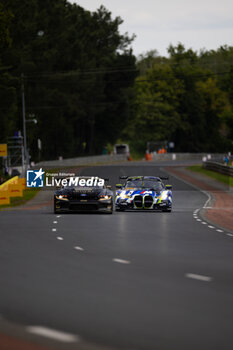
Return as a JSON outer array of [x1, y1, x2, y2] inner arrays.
[[21, 74, 37, 175], [21, 31, 43, 175], [21, 73, 27, 175]]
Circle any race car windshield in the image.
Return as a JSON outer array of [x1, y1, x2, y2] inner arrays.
[[126, 179, 164, 190], [143, 180, 164, 191], [126, 180, 143, 188]]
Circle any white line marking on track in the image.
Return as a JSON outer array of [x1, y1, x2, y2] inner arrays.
[[185, 273, 213, 282], [113, 258, 131, 264], [57, 237, 63, 241], [52, 228, 57, 232], [217, 229, 224, 233], [202, 191, 212, 209], [208, 225, 214, 229], [162, 169, 213, 210], [56, 215, 61, 218], [201, 222, 207, 225], [227, 233, 233, 237], [197, 219, 201, 221], [53, 221, 58, 224], [74, 246, 84, 251], [26, 326, 79, 343]]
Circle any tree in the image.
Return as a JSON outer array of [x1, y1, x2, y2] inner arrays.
[[125, 64, 182, 152], [0, 0, 17, 142], [0, 0, 12, 48], [2, 0, 136, 160], [126, 44, 232, 153]]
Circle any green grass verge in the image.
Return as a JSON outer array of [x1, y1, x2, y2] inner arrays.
[[0, 188, 40, 209], [187, 165, 233, 187]]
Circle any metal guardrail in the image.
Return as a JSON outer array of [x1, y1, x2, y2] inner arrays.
[[203, 161, 233, 177], [35, 153, 227, 167], [35, 154, 128, 168], [151, 153, 225, 161]]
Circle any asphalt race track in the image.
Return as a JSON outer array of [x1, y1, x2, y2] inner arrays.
[[1, 163, 233, 350]]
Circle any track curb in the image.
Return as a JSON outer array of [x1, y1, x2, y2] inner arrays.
[[164, 166, 233, 234]]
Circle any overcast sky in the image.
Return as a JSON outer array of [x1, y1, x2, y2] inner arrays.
[[72, 0, 233, 57]]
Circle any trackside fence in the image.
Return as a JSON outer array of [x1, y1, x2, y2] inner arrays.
[[203, 161, 233, 177], [151, 153, 225, 161], [35, 154, 127, 168]]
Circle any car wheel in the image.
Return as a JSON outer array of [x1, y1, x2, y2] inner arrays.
[[106, 201, 113, 214]]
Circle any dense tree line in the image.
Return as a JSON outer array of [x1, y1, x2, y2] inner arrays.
[[1, 0, 233, 161], [128, 44, 233, 153], [0, 0, 136, 160]]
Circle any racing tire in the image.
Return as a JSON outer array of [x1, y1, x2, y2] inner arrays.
[[106, 202, 113, 214], [116, 208, 125, 212], [107, 207, 113, 214]]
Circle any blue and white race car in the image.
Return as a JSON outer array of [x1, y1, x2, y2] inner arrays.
[[115, 176, 172, 212]]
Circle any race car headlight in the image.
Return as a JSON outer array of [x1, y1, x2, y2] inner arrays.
[[160, 191, 168, 200], [120, 193, 130, 199], [99, 195, 111, 200], [56, 195, 68, 200]]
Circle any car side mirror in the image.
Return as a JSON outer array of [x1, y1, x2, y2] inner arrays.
[[165, 184, 172, 190], [115, 184, 123, 189]]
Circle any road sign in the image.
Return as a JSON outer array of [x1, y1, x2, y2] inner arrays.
[[0, 144, 7, 157]]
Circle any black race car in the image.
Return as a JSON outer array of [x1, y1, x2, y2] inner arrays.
[[54, 176, 113, 214]]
